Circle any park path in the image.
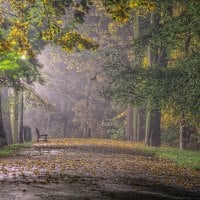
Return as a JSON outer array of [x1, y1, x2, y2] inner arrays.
[[0, 139, 199, 200]]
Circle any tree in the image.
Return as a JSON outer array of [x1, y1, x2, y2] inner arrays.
[[98, 0, 162, 146], [0, 0, 99, 145], [99, 0, 200, 148], [0, 88, 7, 146]]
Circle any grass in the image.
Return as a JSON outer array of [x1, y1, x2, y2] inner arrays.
[[0, 142, 32, 157], [141, 146, 200, 171]]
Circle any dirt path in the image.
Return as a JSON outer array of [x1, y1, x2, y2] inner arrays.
[[0, 139, 199, 200]]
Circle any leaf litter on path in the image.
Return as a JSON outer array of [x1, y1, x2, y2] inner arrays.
[[0, 139, 199, 200]]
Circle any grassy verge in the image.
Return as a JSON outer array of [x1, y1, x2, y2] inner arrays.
[[142, 146, 200, 171], [0, 142, 32, 157]]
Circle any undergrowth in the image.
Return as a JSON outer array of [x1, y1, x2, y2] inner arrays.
[[0, 142, 32, 157]]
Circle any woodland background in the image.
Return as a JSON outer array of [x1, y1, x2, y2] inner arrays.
[[0, 0, 199, 150]]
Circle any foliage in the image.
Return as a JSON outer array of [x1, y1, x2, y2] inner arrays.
[[102, 118, 125, 140], [103, 52, 200, 129], [101, 0, 200, 134], [25, 88, 55, 111], [0, 0, 98, 56], [0, 51, 42, 88], [161, 126, 179, 147], [99, 0, 155, 22], [58, 31, 99, 52], [142, 54, 200, 124], [102, 55, 143, 105]]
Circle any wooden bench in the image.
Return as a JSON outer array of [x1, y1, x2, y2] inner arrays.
[[36, 128, 48, 142]]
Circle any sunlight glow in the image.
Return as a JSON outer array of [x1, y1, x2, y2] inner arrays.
[[21, 55, 26, 60]]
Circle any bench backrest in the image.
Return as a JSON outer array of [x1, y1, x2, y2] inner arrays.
[[36, 128, 40, 136]]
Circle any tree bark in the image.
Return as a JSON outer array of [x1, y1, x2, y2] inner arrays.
[[179, 122, 187, 150], [0, 89, 7, 147], [179, 29, 191, 150], [139, 108, 146, 141], [63, 119, 68, 138], [133, 106, 141, 141], [179, 115, 188, 150], [1, 87, 12, 144], [19, 89, 24, 143], [9, 88, 19, 144], [145, 109, 161, 147], [126, 105, 133, 141], [145, 43, 161, 147], [145, 12, 162, 147], [132, 10, 144, 142]]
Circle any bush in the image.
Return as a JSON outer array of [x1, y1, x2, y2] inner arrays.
[[161, 126, 179, 147]]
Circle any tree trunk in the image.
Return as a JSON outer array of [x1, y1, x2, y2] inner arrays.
[[0, 89, 7, 147], [150, 111, 161, 146], [46, 114, 50, 134], [145, 108, 161, 147], [145, 12, 162, 147], [83, 78, 93, 138], [126, 104, 133, 141], [63, 119, 68, 138], [179, 124, 186, 150], [179, 116, 187, 150], [19, 89, 24, 143], [132, 11, 144, 142], [1, 87, 12, 144], [9, 88, 19, 143], [145, 109, 150, 146], [179, 28, 191, 150], [84, 124, 88, 138], [139, 108, 146, 141], [133, 106, 139, 141], [145, 43, 161, 147]]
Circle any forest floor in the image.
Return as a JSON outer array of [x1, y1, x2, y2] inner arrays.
[[0, 139, 200, 200]]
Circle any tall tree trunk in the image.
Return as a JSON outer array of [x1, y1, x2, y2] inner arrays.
[[126, 105, 133, 141], [179, 29, 191, 149], [139, 108, 146, 141], [83, 124, 88, 138], [145, 13, 161, 147], [133, 107, 145, 142], [63, 119, 68, 138], [1, 87, 12, 144], [145, 106, 150, 146], [132, 10, 143, 141], [133, 106, 138, 141], [136, 107, 144, 141], [84, 78, 92, 138], [19, 89, 24, 143], [145, 107, 161, 146], [46, 114, 51, 134], [150, 111, 161, 146], [179, 119, 187, 150], [9, 88, 19, 144], [0, 89, 7, 147]]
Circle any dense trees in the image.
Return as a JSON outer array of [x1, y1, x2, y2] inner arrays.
[[98, 0, 200, 148]]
